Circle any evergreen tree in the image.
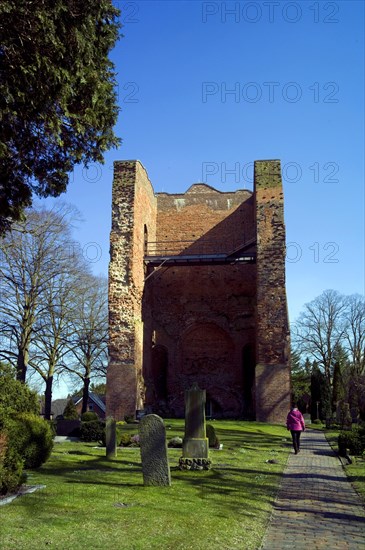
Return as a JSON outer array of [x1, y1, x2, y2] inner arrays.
[[331, 344, 349, 411], [291, 352, 311, 412], [310, 362, 322, 421], [310, 362, 331, 421], [0, 0, 121, 232], [63, 398, 78, 420]]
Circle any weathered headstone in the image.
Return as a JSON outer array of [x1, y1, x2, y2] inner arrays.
[[139, 414, 171, 486], [180, 383, 211, 470], [105, 417, 117, 459]]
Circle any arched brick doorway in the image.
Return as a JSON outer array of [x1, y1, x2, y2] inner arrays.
[[179, 323, 241, 418]]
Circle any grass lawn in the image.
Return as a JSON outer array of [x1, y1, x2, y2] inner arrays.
[[0, 420, 291, 550], [324, 428, 365, 503]]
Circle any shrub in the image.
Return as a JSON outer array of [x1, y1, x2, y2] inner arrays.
[[99, 420, 127, 447], [81, 411, 98, 422], [0, 432, 25, 495], [0, 368, 51, 494], [63, 399, 79, 420], [22, 414, 53, 468], [119, 433, 132, 446], [47, 420, 57, 437], [80, 420, 105, 442], [7, 413, 54, 469], [330, 422, 340, 430], [0, 365, 39, 416], [116, 421, 126, 438], [206, 424, 220, 448], [338, 427, 365, 456], [168, 436, 183, 448], [337, 401, 352, 430]]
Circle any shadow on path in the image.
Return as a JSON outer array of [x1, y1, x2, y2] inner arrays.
[[260, 429, 365, 550]]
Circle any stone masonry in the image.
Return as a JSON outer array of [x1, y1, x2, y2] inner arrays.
[[107, 159, 291, 423]]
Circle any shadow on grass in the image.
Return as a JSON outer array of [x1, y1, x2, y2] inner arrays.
[[12, 423, 290, 522]]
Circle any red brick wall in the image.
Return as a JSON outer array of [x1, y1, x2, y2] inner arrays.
[[254, 160, 291, 422], [156, 185, 254, 254], [140, 184, 257, 418], [108, 160, 291, 423], [144, 263, 256, 417]]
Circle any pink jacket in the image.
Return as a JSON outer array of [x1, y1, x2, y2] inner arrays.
[[286, 408, 305, 431]]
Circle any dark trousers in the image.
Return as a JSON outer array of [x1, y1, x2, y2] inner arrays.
[[290, 430, 302, 453]]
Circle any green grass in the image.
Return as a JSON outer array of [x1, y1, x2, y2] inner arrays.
[[325, 428, 365, 503], [0, 420, 291, 550]]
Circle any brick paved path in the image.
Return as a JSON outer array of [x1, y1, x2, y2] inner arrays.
[[260, 429, 365, 550]]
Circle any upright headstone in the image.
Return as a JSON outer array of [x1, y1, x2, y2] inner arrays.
[[106, 417, 117, 459], [180, 383, 211, 470], [139, 414, 171, 486]]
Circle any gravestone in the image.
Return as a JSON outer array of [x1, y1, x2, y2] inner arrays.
[[180, 383, 211, 470], [106, 417, 117, 459], [139, 414, 171, 486]]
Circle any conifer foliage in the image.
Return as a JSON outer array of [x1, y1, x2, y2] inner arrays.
[[0, 0, 121, 232]]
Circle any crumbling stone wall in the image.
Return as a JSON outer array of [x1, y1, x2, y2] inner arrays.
[[107, 161, 156, 419], [254, 160, 291, 422], [107, 159, 291, 422]]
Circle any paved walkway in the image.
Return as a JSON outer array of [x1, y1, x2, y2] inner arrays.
[[260, 429, 365, 550]]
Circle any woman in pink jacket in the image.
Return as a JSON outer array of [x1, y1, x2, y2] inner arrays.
[[286, 404, 305, 454]]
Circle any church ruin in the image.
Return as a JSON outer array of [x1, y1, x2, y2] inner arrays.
[[106, 159, 291, 423]]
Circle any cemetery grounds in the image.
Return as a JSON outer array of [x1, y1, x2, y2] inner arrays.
[[1, 420, 364, 549]]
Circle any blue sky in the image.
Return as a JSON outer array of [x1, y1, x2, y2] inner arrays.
[[47, 0, 364, 329]]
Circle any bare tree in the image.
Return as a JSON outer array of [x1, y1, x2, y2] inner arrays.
[[30, 253, 90, 419], [292, 289, 346, 385], [62, 275, 108, 414], [342, 294, 365, 376], [0, 204, 81, 382]]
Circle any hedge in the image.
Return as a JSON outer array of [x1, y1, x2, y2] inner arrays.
[[0, 413, 53, 494], [80, 419, 105, 442], [338, 426, 365, 456]]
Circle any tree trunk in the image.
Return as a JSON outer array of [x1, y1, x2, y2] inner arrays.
[[44, 376, 53, 420], [16, 349, 27, 382], [81, 377, 90, 414]]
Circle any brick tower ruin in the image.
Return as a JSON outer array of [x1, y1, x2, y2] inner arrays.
[[107, 160, 291, 423]]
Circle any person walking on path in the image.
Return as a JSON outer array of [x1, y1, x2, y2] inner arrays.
[[286, 404, 305, 454], [260, 429, 365, 549]]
